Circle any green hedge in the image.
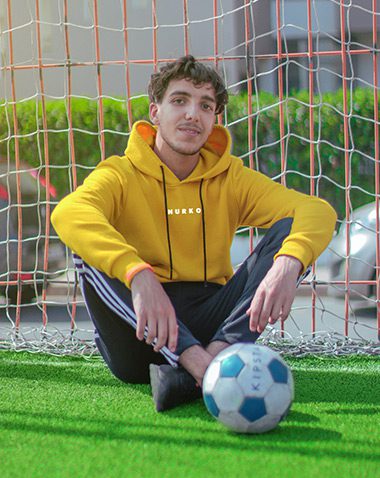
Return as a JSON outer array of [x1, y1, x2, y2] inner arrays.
[[0, 89, 377, 219], [227, 88, 377, 219]]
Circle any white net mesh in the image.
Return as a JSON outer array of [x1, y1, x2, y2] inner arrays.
[[0, 0, 379, 356]]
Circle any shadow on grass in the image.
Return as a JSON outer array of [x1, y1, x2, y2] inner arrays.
[[278, 410, 320, 423], [168, 403, 320, 424], [0, 406, 345, 456], [0, 405, 379, 463]]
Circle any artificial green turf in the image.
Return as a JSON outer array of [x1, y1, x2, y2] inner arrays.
[[0, 351, 378, 478]]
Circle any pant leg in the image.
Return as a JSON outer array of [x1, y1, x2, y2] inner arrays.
[[81, 278, 167, 384], [73, 255, 204, 382], [212, 218, 310, 343]]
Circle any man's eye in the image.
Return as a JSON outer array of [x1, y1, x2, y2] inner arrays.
[[173, 98, 184, 104], [202, 103, 212, 111]]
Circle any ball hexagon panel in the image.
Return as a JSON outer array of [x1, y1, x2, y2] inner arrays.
[[265, 383, 293, 416], [233, 344, 258, 365], [246, 413, 282, 434], [202, 360, 221, 394], [203, 393, 220, 418], [219, 354, 245, 378], [236, 362, 274, 397], [212, 377, 245, 413], [268, 358, 289, 384], [218, 410, 252, 434], [214, 343, 243, 363], [239, 397, 267, 423]]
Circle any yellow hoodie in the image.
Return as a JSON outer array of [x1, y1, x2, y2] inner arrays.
[[51, 120, 337, 288]]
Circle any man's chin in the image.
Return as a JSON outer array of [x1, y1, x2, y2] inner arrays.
[[171, 144, 203, 157], [162, 135, 206, 157]]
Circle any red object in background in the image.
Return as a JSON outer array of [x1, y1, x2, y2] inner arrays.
[[28, 170, 57, 198], [0, 184, 9, 201], [0, 167, 57, 200]]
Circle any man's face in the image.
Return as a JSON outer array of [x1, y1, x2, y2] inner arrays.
[[149, 78, 217, 158]]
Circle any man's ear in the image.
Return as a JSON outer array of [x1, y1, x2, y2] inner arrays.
[[149, 103, 160, 125]]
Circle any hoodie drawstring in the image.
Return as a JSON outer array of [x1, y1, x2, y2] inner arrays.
[[160, 166, 173, 280], [199, 179, 208, 287], [160, 167, 208, 286]]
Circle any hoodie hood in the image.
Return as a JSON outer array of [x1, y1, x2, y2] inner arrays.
[[124, 120, 233, 184]]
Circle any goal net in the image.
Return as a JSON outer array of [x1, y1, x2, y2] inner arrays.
[[0, 0, 379, 356]]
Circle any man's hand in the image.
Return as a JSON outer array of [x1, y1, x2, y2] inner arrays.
[[131, 269, 178, 353], [246, 255, 303, 334]]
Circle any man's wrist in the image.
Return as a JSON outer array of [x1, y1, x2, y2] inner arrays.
[[126, 263, 154, 287], [275, 255, 303, 276]]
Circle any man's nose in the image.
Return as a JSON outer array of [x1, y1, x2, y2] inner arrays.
[[184, 103, 200, 121]]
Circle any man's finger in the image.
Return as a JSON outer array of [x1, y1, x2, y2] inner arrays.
[[154, 319, 168, 352], [256, 297, 272, 333], [248, 291, 264, 332], [136, 313, 147, 341], [145, 318, 157, 345], [268, 298, 283, 324], [280, 296, 293, 322], [168, 316, 178, 353]]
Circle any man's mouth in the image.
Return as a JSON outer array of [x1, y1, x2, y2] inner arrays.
[[177, 125, 202, 136]]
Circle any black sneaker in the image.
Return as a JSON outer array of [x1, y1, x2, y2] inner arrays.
[[149, 364, 202, 412]]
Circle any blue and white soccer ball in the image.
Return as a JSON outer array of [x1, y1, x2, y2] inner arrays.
[[202, 343, 294, 434]]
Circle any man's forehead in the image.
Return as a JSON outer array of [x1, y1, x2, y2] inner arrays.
[[165, 78, 216, 100]]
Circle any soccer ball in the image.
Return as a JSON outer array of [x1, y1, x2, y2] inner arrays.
[[202, 343, 294, 434]]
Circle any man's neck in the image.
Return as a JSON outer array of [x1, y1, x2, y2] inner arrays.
[[153, 144, 200, 181]]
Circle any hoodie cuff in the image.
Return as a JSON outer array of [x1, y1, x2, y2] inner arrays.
[[274, 246, 312, 274], [125, 263, 154, 288]]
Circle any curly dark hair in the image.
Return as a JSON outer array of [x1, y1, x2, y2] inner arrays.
[[148, 55, 228, 115]]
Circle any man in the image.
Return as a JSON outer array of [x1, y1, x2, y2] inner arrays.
[[51, 55, 337, 412]]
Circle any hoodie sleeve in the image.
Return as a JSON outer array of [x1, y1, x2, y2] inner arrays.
[[51, 158, 150, 287], [233, 162, 337, 271]]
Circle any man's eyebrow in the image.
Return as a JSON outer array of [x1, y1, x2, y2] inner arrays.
[[168, 90, 216, 103]]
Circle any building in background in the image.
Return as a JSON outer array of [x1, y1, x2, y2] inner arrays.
[[0, 0, 242, 100], [249, 0, 380, 94], [0, 0, 378, 100]]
